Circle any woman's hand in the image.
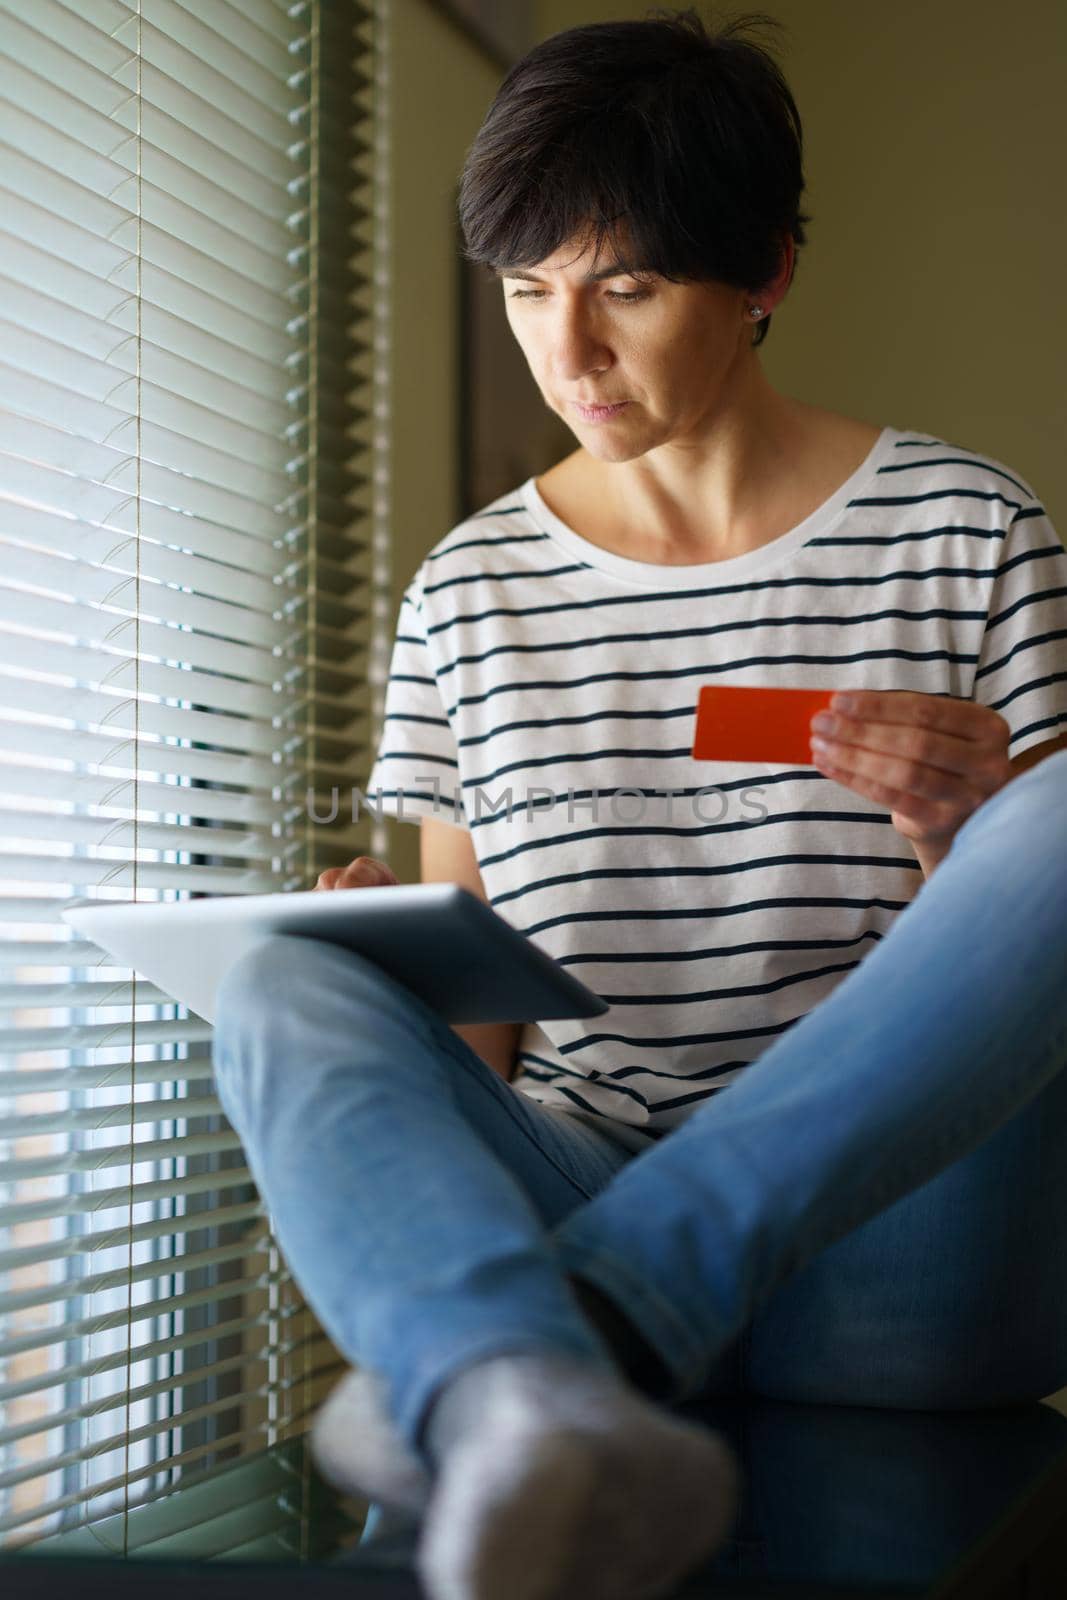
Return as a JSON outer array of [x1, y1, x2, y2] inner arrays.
[[809, 690, 1013, 864], [313, 856, 400, 890]]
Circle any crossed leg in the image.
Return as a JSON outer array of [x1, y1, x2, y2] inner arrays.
[[211, 750, 1067, 1472], [550, 748, 1067, 1410]]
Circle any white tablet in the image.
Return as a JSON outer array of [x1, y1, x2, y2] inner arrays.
[[61, 884, 609, 1027]]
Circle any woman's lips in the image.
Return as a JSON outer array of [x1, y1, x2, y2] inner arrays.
[[572, 400, 630, 423]]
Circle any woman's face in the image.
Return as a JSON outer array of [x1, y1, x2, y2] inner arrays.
[[499, 231, 758, 464]]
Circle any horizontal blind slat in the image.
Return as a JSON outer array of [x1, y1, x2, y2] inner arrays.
[[0, 684, 297, 763], [0, 531, 305, 650], [0, 1138, 249, 1202], [3, 1350, 337, 1484], [0, 768, 301, 829], [2, 1335, 312, 1450], [20, 0, 299, 149], [0, 88, 297, 267], [0, 630, 307, 722], [134, 6, 299, 141], [0, 1422, 273, 1540], [0, 12, 297, 225], [0, 436, 296, 577], [0, 977, 174, 1010], [1, 1286, 308, 1376], [10, 1432, 320, 1553], [0, 808, 292, 861], [0, 1227, 268, 1315], [0, 535, 295, 650], [0, 1162, 253, 1234], [0, 141, 299, 316], [2, 187, 298, 376], [1, 1347, 309, 1493], [0, 861, 291, 901], [0, 587, 309, 687], [0, 1198, 263, 1274], [0, 350, 296, 501], [0, 1052, 219, 1089], [0, 1397, 340, 1543], [0, 723, 284, 792], [0, 723, 363, 793], [1, 1343, 338, 1484], [0, 668, 362, 759], [0, 249, 295, 406], [0, 1095, 229, 1148], [0, 284, 294, 442], [148, 0, 297, 84], [0, 1013, 216, 1057]]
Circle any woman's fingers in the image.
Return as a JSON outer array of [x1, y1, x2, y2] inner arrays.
[[314, 857, 398, 891]]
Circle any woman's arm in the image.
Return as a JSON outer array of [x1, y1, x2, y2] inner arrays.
[[420, 814, 523, 1082]]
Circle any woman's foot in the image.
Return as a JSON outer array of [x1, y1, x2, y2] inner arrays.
[[415, 1350, 740, 1600], [310, 1367, 434, 1515]]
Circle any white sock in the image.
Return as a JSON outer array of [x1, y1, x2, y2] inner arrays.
[[415, 1350, 739, 1600], [310, 1367, 433, 1516]]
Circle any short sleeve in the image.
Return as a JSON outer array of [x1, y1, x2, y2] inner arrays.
[[971, 499, 1067, 759], [364, 572, 469, 830]]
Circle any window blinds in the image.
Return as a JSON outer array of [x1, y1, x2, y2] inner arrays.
[[0, 0, 378, 1552]]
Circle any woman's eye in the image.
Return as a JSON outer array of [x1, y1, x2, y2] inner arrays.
[[507, 289, 649, 302]]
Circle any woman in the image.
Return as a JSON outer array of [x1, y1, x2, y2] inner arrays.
[[211, 12, 1067, 1599]]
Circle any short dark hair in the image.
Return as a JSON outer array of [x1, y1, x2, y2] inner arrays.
[[458, 8, 811, 347]]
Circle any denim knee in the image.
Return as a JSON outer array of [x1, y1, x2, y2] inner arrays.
[[950, 746, 1067, 858], [211, 933, 436, 1092], [214, 932, 304, 1026], [211, 933, 321, 1076], [214, 934, 295, 1043]]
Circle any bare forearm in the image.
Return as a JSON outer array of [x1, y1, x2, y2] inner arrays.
[[449, 1019, 520, 1082], [913, 838, 951, 881]]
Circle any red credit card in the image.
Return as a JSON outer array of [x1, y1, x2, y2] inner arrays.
[[692, 684, 837, 765]]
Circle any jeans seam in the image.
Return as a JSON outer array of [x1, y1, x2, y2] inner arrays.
[[552, 1240, 713, 1395], [813, 1016, 1067, 1250], [430, 1027, 606, 1203], [310, 947, 606, 1206]]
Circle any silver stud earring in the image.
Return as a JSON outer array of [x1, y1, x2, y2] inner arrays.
[[749, 305, 765, 319]]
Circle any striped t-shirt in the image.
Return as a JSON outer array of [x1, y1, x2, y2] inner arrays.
[[367, 425, 1067, 1152]]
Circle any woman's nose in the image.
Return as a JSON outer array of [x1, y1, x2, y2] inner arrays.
[[550, 310, 612, 382]]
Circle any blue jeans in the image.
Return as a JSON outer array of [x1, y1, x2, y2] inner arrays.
[[211, 750, 1067, 1478]]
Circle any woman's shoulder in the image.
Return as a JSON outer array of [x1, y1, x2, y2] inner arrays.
[[410, 481, 546, 603]]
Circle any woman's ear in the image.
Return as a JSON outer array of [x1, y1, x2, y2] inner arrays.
[[765, 231, 796, 311]]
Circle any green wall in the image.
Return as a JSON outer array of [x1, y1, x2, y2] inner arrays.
[[378, 0, 501, 881]]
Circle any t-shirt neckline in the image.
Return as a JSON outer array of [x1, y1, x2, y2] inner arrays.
[[521, 424, 900, 589]]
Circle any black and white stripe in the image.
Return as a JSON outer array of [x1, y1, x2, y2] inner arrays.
[[368, 426, 1067, 1148]]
